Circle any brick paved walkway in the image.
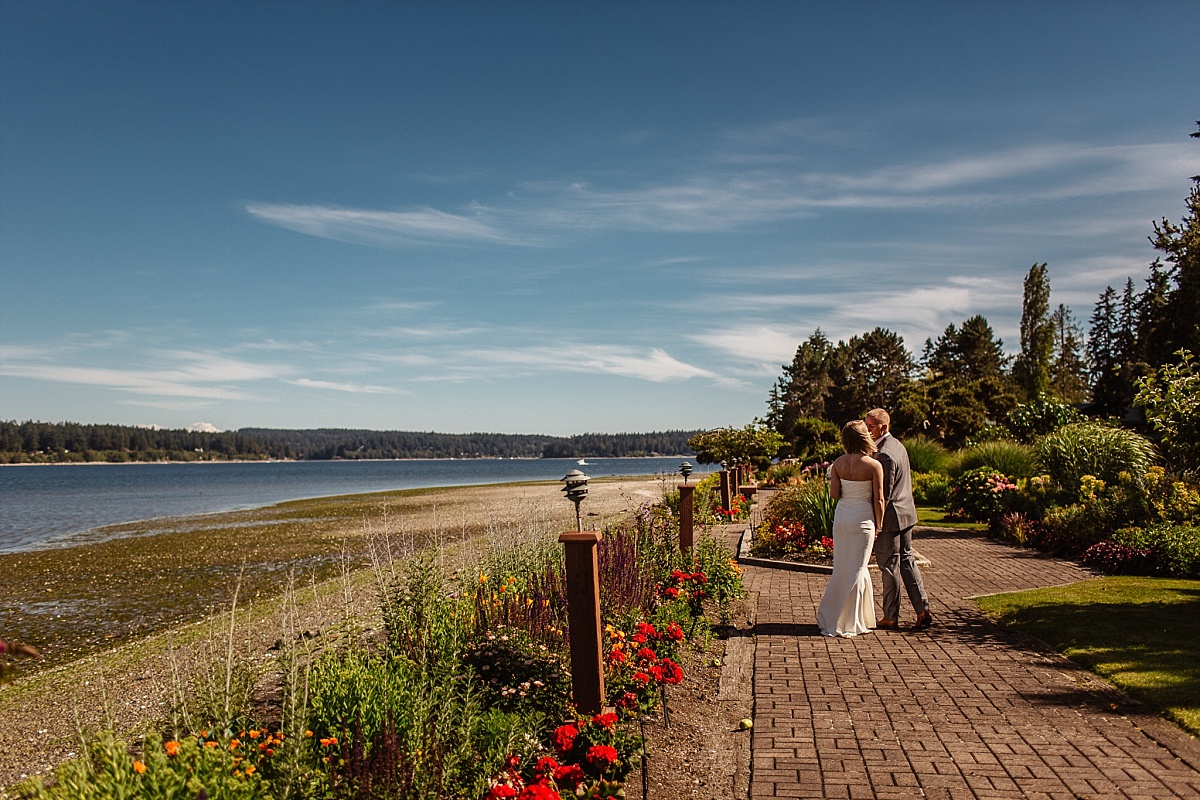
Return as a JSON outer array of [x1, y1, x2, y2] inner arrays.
[[722, 525, 1200, 799]]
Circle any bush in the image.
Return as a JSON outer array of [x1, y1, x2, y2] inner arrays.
[[911, 471, 950, 506], [1034, 422, 1159, 498], [1136, 349, 1200, 474], [904, 436, 949, 474], [952, 440, 1037, 479], [1005, 396, 1081, 443], [1112, 524, 1200, 578], [763, 477, 836, 540], [1038, 502, 1117, 557], [763, 461, 804, 486], [1081, 540, 1154, 575], [948, 467, 1019, 522]]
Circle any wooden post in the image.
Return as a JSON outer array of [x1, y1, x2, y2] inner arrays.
[[558, 529, 605, 715], [719, 469, 731, 512], [678, 484, 695, 551]]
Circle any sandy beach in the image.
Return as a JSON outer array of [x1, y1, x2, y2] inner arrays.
[[0, 476, 666, 790]]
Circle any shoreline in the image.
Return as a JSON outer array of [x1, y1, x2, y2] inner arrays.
[[0, 454, 697, 467]]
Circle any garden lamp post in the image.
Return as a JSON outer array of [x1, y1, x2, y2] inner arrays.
[[679, 461, 693, 484], [561, 469, 590, 532]]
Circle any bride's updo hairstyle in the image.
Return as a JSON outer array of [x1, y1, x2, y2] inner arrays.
[[841, 420, 877, 455]]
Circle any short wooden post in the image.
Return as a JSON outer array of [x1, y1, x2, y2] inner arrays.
[[558, 529, 605, 715], [719, 469, 731, 512], [678, 484, 695, 551]]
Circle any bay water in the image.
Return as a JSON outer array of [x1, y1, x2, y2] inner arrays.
[[0, 457, 711, 554]]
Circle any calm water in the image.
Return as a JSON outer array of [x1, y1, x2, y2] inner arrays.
[[0, 458, 710, 554]]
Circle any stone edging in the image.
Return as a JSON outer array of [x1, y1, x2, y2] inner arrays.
[[736, 525, 932, 573]]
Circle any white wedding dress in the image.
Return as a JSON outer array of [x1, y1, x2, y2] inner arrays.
[[817, 479, 877, 637]]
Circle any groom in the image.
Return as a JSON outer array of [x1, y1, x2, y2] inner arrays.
[[866, 408, 933, 630]]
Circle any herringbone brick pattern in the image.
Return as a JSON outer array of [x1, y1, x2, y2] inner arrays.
[[717, 524, 1200, 799]]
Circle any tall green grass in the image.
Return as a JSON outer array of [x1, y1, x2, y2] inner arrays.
[[904, 435, 950, 474], [1035, 422, 1159, 493], [953, 440, 1037, 478]]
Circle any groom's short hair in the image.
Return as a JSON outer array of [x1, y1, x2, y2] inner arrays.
[[866, 408, 891, 426]]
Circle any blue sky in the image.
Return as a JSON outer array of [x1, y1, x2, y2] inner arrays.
[[1, 2, 1198, 436]]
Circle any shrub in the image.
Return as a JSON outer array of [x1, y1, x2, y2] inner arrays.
[[1135, 349, 1200, 474], [1113, 524, 1200, 578], [1081, 540, 1153, 575], [911, 471, 950, 506], [1034, 422, 1159, 498], [763, 461, 805, 486], [953, 440, 1037, 479], [948, 467, 1019, 522], [1143, 466, 1200, 523], [1005, 396, 1081, 443], [904, 436, 950, 474], [1038, 502, 1117, 557], [764, 477, 836, 540], [992, 511, 1038, 546]]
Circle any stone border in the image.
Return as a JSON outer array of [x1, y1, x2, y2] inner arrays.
[[736, 525, 933, 573]]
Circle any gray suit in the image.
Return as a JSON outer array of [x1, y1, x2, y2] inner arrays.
[[872, 433, 930, 622]]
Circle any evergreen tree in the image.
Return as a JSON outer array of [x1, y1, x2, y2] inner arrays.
[[1088, 285, 1124, 414], [1049, 303, 1089, 404], [1012, 263, 1055, 400], [1148, 120, 1200, 358]]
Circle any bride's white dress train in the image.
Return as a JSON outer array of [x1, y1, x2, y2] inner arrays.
[[817, 479, 877, 637]]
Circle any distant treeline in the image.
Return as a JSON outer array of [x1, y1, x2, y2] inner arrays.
[[0, 421, 701, 463]]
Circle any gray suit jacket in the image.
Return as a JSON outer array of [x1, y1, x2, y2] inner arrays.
[[876, 433, 917, 532]]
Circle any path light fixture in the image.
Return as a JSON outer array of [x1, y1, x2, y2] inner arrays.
[[561, 469, 590, 532], [679, 461, 693, 484]]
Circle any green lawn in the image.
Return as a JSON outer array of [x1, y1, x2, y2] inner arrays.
[[975, 576, 1200, 736], [916, 506, 986, 529]]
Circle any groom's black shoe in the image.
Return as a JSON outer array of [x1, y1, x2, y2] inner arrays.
[[913, 611, 934, 630]]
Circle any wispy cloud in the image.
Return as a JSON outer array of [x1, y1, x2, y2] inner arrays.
[[287, 378, 410, 395], [0, 345, 287, 400], [244, 203, 532, 247], [246, 138, 1198, 248]]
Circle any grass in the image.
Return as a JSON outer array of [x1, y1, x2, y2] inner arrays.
[[916, 506, 986, 530], [975, 576, 1200, 736]]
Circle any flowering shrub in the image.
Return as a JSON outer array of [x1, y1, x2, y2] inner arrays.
[[948, 467, 1019, 522], [485, 712, 642, 799], [464, 626, 572, 718], [1111, 523, 1200, 578], [603, 618, 685, 716]]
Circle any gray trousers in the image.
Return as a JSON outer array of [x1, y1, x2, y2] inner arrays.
[[873, 525, 930, 621]]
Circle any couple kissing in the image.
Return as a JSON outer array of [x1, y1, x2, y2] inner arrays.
[[816, 408, 934, 637]]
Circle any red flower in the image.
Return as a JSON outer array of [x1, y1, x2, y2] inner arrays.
[[518, 785, 559, 800], [631, 633, 647, 644], [636, 621, 659, 639], [633, 671, 650, 685], [615, 691, 639, 709], [590, 711, 618, 729], [586, 744, 619, 768], [551, 724, 578, 756], [663, 587, 680, 599], [665, 621, 684, 641], [606, 648, 627, 665], [659, 657, 684, 685], [534, 756, 559, 778], [486, 785, 519, 799], [636, 647, 657, 664], [648, 664, 664, 682], [553, 763, 586, 788]]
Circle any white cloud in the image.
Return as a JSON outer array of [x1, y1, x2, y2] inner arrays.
[[244, 203, 531, 247], [287, 378, 410, 395]]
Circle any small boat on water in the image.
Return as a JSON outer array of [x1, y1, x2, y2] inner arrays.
[[577, 458, 590, 465]]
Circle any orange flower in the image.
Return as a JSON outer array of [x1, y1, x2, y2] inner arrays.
[[244, 765, 257, 776], [132, 760, 146, 774], [204, 741, 219, 749], [320, 737, 338, 747], [230, 739, 241, 750], [248, 730, 260, 739], [164, 740, 181, 757]]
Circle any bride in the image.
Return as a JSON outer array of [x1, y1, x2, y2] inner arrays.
[[817, 420, 883, 637]]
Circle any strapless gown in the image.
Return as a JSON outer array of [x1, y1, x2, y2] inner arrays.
[[817, 479, 877, 637]]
